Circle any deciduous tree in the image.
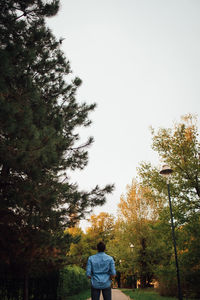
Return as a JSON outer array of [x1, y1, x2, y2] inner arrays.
[[138, 114, 200, 297], [86, 212, 115, 243], [112, 180, 159, 288]]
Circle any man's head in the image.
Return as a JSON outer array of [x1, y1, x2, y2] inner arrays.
[[97, 241, 106, 252]]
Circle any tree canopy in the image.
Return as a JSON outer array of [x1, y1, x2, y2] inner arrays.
[[137, 114, 200, 297], [0, 0, 113, 284], [70, 114, 200, 297]]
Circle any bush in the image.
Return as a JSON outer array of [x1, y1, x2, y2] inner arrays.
[[157, 264, 200, 298], [156, 265, 178, 297], [0, 264, 59, 300], [181, 269, 200, 299], [58, 265, 90, 299], [158, 277, 177, 297]]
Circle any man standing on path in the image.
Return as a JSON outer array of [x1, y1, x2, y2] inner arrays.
[[86, 241, 116, 300]]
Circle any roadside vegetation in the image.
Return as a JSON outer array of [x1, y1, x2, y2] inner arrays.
[[67, 289, 91, 300], [121, 288, 195, 300], [67, 115, 200, 299]]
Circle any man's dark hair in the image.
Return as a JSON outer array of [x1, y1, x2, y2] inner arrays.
[[97, 241, 106, 252]]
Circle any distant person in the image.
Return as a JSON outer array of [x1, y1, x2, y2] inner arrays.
[[86, 241, 116, 300]]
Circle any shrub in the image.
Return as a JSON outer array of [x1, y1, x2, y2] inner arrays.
[[58, 265, 90, 299], [157, 263, 200, 298], [156, 265, 178, 297]]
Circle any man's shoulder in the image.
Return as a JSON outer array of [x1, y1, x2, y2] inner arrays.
[[88, 252, 114, 260], [104, 253, 114, 260], [89, 254, 96, 258], [88, 253, 98, 260]]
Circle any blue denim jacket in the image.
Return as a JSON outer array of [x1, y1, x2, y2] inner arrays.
[[86, 252, 116, 289]]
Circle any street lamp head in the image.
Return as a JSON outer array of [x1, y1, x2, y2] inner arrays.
[[160, 164, 173, 177]]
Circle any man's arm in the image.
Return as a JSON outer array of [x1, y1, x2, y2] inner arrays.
[[86, 257, 92, 279], [110, 257, 116, 279]]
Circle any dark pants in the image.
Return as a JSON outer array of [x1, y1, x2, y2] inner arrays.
[[91, 286, 111, 300]]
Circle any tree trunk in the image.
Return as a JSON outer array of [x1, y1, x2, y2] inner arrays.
[[140, 237, 147, 288], [132, 275, 137, 289], [140, 274, 147, 288], [23, 272, 29, 300], [0, 164, 10, 178]]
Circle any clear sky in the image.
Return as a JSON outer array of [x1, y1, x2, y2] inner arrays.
[[47, 0, 200, 230]]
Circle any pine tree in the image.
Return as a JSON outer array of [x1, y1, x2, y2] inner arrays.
[[0, 1, 113, 298]]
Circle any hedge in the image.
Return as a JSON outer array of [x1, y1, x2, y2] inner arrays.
[[58, 265, 90, 299]]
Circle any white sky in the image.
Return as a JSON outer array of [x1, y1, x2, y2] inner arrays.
[[47, 0, 200, 231]]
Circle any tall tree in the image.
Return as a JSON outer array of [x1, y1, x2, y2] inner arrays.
[[86, 212, 115, 243], [0, 1, 113, 298], [138, 114, 200, 222], [113, 180, 159, 288], [138, 114, 200, 297]]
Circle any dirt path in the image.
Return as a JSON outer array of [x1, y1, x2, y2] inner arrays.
[[87, 288, 130, 300]]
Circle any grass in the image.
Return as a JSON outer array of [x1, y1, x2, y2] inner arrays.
[[66, 289, 91, 300], [121, 288, 191, 300]]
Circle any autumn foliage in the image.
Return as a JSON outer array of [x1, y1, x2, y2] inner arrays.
[[69, 115, 200, 298]]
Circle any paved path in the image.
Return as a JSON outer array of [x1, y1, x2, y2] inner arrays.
[[87, 289, 130, 300]]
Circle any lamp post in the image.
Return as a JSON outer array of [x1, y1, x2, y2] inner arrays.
[[160, 165, 182, 300], [129, 244, 137, 289]]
